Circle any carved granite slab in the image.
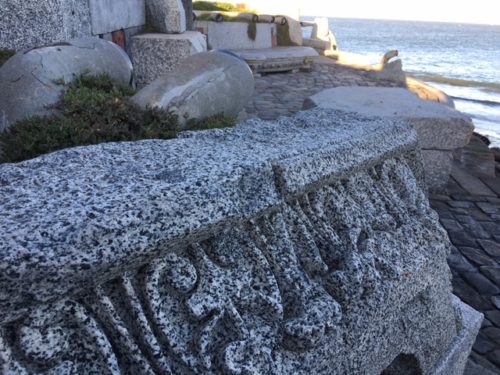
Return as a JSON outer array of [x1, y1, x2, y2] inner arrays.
[[0, 109, 480, 374]]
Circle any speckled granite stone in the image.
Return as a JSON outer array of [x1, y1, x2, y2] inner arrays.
[[130, 32, 207, 86], [0, 109, 480, 374], [0, 0, 92, 51]]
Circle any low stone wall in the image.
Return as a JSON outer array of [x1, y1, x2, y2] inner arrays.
[[0, 109, 480, 374]]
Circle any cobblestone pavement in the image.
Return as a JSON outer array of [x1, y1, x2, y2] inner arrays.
[[245, 57, 402, 120], [249, 60, 500, 374], [431, 140, 500, 375]]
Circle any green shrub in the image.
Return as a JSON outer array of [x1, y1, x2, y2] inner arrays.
[[0, 74, 235, 163], [0, 49, 15, 67], [193, 1, 239, 11], [186, 113, 235, 130]]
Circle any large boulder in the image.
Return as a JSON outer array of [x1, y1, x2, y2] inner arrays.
[[0, 38, 133, 131], [132, 51, 254, 127], [304, 86, 474, 192], [145, 0, 186, 33]]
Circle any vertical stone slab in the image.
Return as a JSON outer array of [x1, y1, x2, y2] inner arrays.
[[88, 0, 146, 35], [182, 0, 194, 30], [0, 0, 92, 51], [146, 0, 186, 33]]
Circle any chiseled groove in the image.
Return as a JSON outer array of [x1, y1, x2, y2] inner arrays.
[[85, 287, 156, 375], [138, 258, 199, 375], [119, 275, 173, 374]]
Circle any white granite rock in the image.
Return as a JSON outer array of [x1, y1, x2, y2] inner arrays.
[[0, 108, 481, 374], [0, 38, 133, 131], [130, 32, 207, 86], [132, 51, 254, 127], [305, 86, 474, 192]]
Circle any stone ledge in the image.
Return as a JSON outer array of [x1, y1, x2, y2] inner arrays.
[[432, 296, 483, 375]]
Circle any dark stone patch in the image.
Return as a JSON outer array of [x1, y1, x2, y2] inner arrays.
[[485, 311, 500, 328], [460, 247, 497, 266], [448, 252, 477, 273], [478, 240, 500, 259], [450, 232, 478, 247], [461, 272, 500, 295], [480, 266, 500, 285], [472, 332, 497, 354]]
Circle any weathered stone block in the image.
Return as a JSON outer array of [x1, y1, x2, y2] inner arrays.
[[232, 46, 319, 73], [146, 0, 186, 33], [0, 38, 133, 131], [130, 32, 207, 86], [0, 108, 481, 374], [132, 51, 254, 127], [200, 22, 276, 50], [89, 0, 145, 35], [305, 87, 474, 192], [0, 0, 92, 51]]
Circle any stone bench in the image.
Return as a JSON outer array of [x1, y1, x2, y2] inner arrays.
[[0, 108, 480, 374], [231, 46, 319, 73], [304, 87, 474, 192]]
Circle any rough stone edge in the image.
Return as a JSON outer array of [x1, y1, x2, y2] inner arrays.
[[0, 109, 419, 325], [431, 295, 483, 375]]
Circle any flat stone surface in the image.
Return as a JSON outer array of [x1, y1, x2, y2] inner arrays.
[[89, 0, 145, 35], [305, 86, 474, 150], [201, 22, 275, 50], [130, 32, 206, 86], [233, 46, 319, 60]]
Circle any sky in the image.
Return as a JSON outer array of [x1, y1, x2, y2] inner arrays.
[[299, 0, 500, 25]]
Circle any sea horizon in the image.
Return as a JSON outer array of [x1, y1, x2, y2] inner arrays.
[[301, 16, 500, 147]]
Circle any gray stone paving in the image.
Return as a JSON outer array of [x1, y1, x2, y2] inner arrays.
[[245, 57, 402, 121], [248, 60, 500, 374], [431, 151, 500, 374]]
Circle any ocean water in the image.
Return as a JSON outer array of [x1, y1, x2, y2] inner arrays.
[[302, 17, 500, 147]]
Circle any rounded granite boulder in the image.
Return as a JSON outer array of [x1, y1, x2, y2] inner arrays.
[[131, 50, 254, 128], [0, 37, 133, 131]]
